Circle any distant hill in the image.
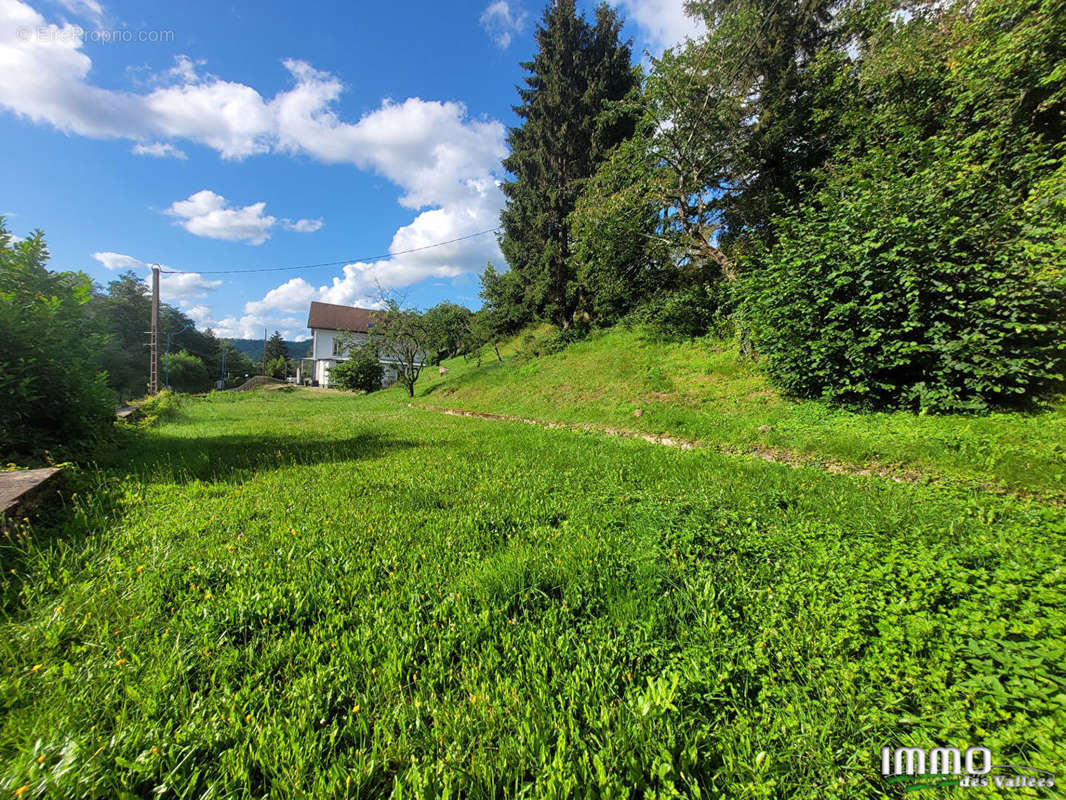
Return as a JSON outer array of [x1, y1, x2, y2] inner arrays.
[[222, 338, 311, 361]]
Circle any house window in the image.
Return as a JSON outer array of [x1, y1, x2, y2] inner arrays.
[[332, 338, 346, 356]]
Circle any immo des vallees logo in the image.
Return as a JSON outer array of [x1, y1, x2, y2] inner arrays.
[[881, 745, 1056, 792]]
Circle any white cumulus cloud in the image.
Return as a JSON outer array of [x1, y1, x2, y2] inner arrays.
[[164, 190, 321, 245], [131, 141, 187, 159], [281, 217, 323, 233], [480, 0, 528, 49], [90, 250, 221, 301], [165, 190, 276, 245], [91, 250, 142, 270]]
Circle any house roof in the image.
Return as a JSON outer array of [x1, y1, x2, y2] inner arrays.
[[307, 301, 376, 332]]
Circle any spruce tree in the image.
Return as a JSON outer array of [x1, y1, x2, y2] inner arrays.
[[264, 330, 288, 362], [500, 0, 636, 328]]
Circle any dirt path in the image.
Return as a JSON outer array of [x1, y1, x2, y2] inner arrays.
[[412, 403, 1064, 506]]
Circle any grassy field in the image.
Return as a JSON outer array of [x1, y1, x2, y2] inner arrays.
[[417, 328, 1066, 498], [1, 383, 1064, 798]]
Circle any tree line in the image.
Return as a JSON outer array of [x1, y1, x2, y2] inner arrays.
[[481, 0, 1065, 412], [0, 232, 274, 459]]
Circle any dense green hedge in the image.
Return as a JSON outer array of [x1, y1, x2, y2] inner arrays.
[[0, 226, 115, 459], [743, 138, 1066, 412]]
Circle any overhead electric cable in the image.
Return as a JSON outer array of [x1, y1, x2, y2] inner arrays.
[[159, 227, 501, 275]]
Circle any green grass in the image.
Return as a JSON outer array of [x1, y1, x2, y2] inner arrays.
[[417, 327, 1066, 497], [1, 387, 1063, 797]]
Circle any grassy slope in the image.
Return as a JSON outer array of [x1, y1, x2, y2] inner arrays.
[[415, 327, 1066, 496], [0, 389, 1063, 797]]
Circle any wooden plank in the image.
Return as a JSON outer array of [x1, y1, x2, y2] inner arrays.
[[0, 468, 64, 523]]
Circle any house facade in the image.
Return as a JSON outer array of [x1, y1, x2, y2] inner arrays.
[[305, 301, 412, 388]]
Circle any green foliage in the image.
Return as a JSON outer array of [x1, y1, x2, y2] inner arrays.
[[89, 272, 150, 400], [219, 341, 256, 386], [499, 0, 638, 327], [264, 330, 289, 363], [742, 0, 1066, 411], [222, 337, 310, 361], [134, 388, 183, 426], [329, 344, 383, 393], [743, 137, 1066, 411], [0, 222, 114, 460], [263, 355, 288, 380], [636, 283, 732, 341], [372, 302, 430, 398], [422, 302, 474, 364], [89, 271, 222, 400], [478, 263, 531, 339], [684, 0, 845, 240], [542, 325, 588, 355], [165, 350, 212, 394], [569, 132, 675, 325], [481, 0, 1065, 414], [0, 390, 1061, 795]]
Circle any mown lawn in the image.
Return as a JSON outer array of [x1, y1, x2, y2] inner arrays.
[[1, 388, 1064, 798], [418, 327, 1066, 498]]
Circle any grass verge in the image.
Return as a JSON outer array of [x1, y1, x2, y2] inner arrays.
[[415, 327, 1066, 498], [0, 388, 1062, 797]]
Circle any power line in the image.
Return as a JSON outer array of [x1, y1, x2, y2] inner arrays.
[[160, 227, 501, 275]]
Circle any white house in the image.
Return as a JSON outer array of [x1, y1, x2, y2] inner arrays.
[[305, 301, 418, 388]]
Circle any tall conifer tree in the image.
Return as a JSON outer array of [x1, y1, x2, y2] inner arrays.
[[500, 0, 636, 328], [264, 330, 288, 362]]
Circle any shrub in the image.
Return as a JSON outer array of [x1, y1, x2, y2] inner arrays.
[[0, 224, 115, 459], [742, 140, 1066, 412], [329, 345, 383, 393], [136, 389, 183, 426], [164, 351, 211, 394], [264, 355, 288, 380], [543, 326, 588, 355], [636, 283, 731, 341]]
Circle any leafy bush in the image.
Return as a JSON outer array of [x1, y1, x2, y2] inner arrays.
[[135, 389, 183, 426], [635, 283, 731, 341], [542, 326, 588, 355], [165, 351, 212, 394], [0, 225, 114, 459], [743, 139, 1066, 412], [329, 344, 383, 393], [264, 355, 288, 380]]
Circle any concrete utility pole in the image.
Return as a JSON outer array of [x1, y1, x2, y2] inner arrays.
[[149, 264, 160, 394]]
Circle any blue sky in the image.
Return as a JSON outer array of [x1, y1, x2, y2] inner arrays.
[[0, 0, 701, 339]]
